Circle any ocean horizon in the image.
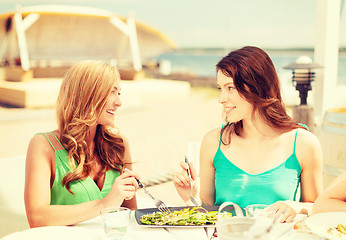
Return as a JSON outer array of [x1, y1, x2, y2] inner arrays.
[[154, 48, 346, 85]]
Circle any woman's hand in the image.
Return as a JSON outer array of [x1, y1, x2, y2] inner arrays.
[[104, 169, 139, 207], [173, 162, 200, 203], [267, 201, 297, 223]]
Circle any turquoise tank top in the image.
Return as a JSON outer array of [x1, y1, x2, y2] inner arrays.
[[213, 128, 302, 208], [38, 132, 120, 205]]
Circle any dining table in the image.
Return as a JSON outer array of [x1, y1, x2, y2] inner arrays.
[[0, 211, 324, 240]]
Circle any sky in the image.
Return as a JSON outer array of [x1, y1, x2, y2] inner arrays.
[[0, 0, 345, 49]]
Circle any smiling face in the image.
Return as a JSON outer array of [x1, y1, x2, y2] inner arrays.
[[97, 81, 122, 127], [217, 70, 254, 123]]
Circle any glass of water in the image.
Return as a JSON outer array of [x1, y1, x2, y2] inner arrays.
[[245, 204, 271, 217], [217, 202, 274, 240], [100, 207, 131, 240]]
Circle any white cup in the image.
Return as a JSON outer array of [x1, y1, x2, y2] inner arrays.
[[100, 207, 131, 240]]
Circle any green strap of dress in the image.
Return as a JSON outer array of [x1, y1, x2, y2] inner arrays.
[[37, 132, 120, 205]]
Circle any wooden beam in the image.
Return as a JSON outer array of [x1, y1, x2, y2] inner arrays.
[[109, 17, 129, 35], [22, 13, 39, 31], [13, 6, 30, 71], [127, 11, 142, 71]]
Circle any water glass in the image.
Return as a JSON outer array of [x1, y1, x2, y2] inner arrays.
[[100, 207, 131, 240], [245, 204, 271, 217], [216, 202, 273, 240]]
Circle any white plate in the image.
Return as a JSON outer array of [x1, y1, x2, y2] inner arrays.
[[305, 212, 346, 240], [135, 206, 231, 228]]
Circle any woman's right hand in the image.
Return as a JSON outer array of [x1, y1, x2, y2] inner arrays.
[[104, 169, 139, 207], [173, 162, 200, 203]]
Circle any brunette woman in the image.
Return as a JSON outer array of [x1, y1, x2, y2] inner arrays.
[[174, 46, 323, 223]]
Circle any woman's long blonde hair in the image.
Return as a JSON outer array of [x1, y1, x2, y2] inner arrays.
[[56, 61, 125, 193]]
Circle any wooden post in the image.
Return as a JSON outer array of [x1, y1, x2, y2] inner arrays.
[[0, 34, 9, 64], [13, 6, 39, 72], [109, 17, 129, 64], [13, 6, 30, 71], [292, 105, 315, 133], [7, 20, 16, 66], [127, 11, 142, 71], [314, 0, 341, 126]]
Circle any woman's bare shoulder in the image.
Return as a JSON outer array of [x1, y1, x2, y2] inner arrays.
[[295, 128, 321, 148], [28, 132, 53, 149], [202, 127, 221, 144], [29, 133, 58, 157], [294, 128, 322, 168], [200, 127, 222, 160], [26, 132, 56, 164]]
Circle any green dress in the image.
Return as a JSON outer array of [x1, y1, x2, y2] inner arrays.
[[38, 132, 120, 205]]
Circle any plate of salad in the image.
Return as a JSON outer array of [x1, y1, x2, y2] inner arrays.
[[305, 212, 346, 240], [135, 206, 234, 227]]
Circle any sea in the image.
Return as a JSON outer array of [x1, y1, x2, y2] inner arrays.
[[154, 49, 346, 85]]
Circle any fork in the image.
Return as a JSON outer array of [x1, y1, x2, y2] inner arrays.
[[185, 156, 210, 238], [185, 156, 200, 207], [136, 178, 171, 213]]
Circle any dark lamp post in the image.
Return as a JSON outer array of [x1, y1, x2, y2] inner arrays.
[[283, 56, 323, 105], [283, 56, 323, 133]]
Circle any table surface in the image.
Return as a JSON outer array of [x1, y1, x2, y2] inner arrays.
[[1, 212, 323, 240]]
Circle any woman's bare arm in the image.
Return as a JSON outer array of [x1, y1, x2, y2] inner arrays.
[[199, 129, 219, 206], [313, 170, 346, 214]]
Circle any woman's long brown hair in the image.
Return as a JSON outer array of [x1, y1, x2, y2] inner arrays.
[[56, 61, 125, 193], [216, 46, 302, 145]]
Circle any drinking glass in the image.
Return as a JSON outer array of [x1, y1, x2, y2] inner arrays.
[[216, 202, 273, 240], [245, 204, 271, 217], [100, 207, 131, 240]]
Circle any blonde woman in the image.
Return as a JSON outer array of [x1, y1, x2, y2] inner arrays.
[[24, 61, 139, 227]]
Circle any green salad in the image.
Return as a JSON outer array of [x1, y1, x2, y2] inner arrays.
[[327, 224, 346, 237], [140, 207, 231, 226]]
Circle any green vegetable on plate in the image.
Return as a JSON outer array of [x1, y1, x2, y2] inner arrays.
[[140, 207, 232, 226]]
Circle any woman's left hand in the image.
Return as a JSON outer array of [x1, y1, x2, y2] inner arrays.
[[267, 201, 297, 223]]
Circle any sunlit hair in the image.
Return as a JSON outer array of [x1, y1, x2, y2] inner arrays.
[[216, 46, 302, 145], [56, 61, 126, 193]]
